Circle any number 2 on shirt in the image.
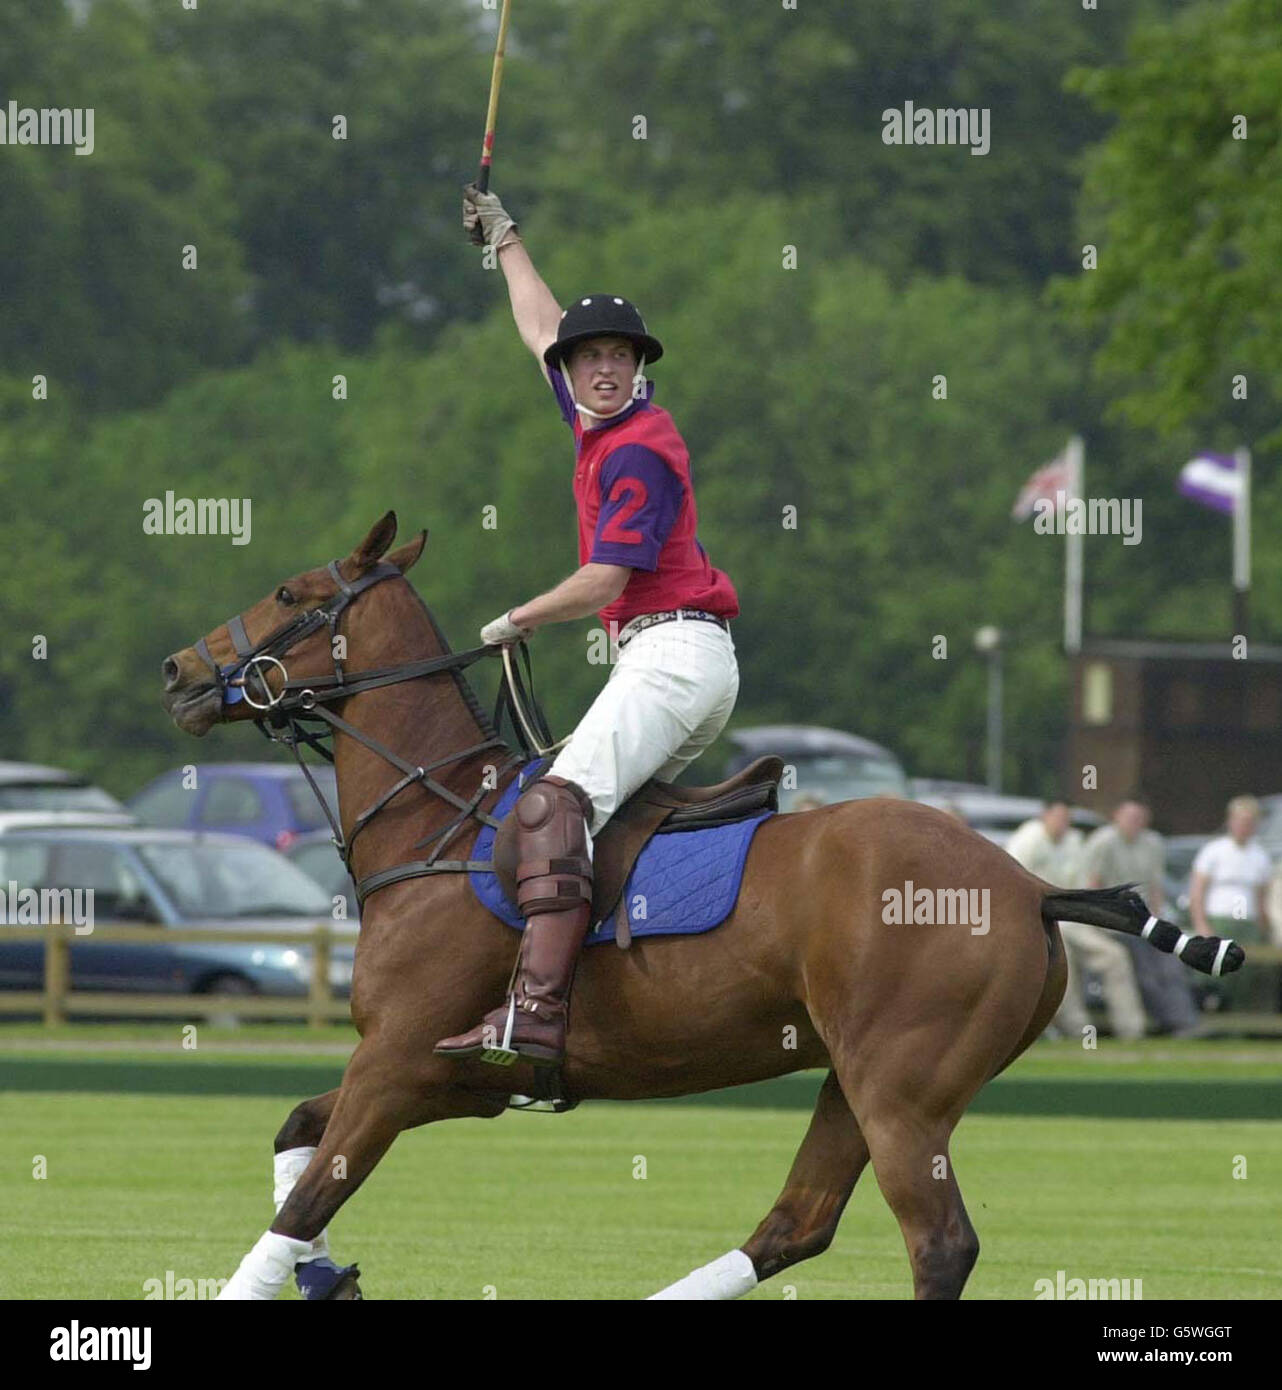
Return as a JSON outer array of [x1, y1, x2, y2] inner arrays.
[[599, 476, 648, 544]]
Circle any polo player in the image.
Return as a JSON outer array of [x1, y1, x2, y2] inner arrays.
[[434, 185, 741, 1068]]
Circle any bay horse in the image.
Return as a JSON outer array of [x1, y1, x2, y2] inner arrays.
[[160, 513, 1243, 1300]]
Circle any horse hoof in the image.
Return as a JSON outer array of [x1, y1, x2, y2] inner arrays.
[[296, 1258, 363, 1301], [326, 1269, 363, 1301]]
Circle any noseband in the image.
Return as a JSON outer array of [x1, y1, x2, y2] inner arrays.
[[192, 560, 553, 905], [195, 561, 402, 710]]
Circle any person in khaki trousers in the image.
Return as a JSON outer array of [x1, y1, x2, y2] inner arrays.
[[1006, 801, 1146, 1041], [1083, 798, 1200, 1037]]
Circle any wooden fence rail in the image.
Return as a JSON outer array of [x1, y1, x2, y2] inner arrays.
[[0, 922, 351, 1028], [0, 927, 1278, 1033]]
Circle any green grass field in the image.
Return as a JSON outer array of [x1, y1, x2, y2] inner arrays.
[[2, 1028, 1279, 1300]]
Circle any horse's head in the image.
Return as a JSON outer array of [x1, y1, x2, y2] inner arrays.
[[162, 512, 427, 736]]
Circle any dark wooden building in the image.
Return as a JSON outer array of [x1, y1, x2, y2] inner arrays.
[[1068, 640, 1282, 833]]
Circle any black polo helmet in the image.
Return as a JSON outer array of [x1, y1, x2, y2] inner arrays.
[[543, 294, 664, 371]]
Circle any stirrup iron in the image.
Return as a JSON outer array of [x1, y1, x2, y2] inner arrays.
[[480, 998, 519, 1066]]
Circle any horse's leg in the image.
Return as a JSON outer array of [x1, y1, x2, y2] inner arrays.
[[217, 1042, 497, 1300], [266, 1089, 357, 1298], [648, 1070, 869, 1299], [831, 1053, 982, 1300]]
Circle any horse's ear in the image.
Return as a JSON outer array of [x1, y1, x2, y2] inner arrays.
[[345, 512, 398, 574], [386, 529, 427, 575]]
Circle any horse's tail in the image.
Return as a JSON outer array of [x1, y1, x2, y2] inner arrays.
[[1040, 883, 1245, 978]]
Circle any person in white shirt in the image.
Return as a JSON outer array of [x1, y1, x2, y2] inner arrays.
[[1007, 800, 1145, 1042], [1190, 795, 1273, 1011]]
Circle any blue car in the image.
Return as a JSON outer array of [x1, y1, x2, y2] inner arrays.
[[0, 827, 355, 1006], [129, 762, 339, 852]]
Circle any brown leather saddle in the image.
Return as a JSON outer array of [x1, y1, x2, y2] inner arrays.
[[493, 755, 784, 947]]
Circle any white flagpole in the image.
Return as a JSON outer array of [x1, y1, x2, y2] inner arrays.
[[1064, 435, 1084, 654], [1233, 445, 1251, 633]]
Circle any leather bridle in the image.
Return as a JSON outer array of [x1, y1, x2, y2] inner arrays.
[[193, 560, 550, 906]]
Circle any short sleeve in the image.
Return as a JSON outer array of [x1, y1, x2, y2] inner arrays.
[[589, 445, 684, 572], [1192, 840, 1219, 877], [1004, 821, 1041, 872]]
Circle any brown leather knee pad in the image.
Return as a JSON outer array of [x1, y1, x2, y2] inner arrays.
[[514, 775, 594, 916]]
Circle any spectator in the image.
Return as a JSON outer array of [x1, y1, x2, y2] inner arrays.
[[1190, 795, 1273, 1012], [1083, 798, 1200, 1037], [1007, 800, 1145, 1042]]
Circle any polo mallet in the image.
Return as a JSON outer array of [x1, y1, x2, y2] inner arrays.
[[477, 0, 514, 192]]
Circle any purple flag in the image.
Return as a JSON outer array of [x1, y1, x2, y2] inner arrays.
[[1179, 452, 1242, 515]]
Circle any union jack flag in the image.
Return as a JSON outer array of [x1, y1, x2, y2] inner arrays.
[[1011, 445, 1072, 521]]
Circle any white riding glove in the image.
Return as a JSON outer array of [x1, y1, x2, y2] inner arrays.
[[463, 184, 520, 251], [480, 610, 532, 645]]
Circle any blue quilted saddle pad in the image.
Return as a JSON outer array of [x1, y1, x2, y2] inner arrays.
[[468, 758, 774, 945]]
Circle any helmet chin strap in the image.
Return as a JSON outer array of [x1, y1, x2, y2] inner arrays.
[[563, 356, 647, 424]]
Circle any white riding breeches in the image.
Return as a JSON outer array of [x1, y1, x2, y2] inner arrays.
[[545, 617, 740, 837]]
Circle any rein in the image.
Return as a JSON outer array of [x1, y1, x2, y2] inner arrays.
[[194, 560, 556, 907]]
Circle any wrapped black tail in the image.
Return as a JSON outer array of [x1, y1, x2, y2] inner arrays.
[[1040, 884, 1245, 978]]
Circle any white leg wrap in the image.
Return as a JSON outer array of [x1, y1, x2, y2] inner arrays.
[[1141, 916, 1159, 939], [273, 1146, 330, 1263], [1212, 938, 1233, 977], [216, 1230, 314, 1300], [648, 1249, 758, 1301]]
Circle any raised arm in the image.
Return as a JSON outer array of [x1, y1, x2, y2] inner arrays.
[[463, 184, 562, 369]]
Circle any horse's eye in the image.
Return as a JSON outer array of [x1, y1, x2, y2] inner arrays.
[[276, 586, 296, 606]]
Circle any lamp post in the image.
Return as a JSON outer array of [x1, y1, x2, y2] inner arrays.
[[974, 626, 1004, 793]]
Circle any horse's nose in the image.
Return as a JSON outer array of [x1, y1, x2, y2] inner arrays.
[[162, 656, 182, 691]]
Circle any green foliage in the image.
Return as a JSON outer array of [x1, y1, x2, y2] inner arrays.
[[1059, 0, 1282, 446], [513, 0, 1176, 288], [156, 0, 542, 354], [0, 0, 249, 411]]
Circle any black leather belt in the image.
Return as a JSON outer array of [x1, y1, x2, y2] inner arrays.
[[617, 609, 730, 649]]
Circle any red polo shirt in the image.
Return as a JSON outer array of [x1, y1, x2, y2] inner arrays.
[[549, 371, 739, 630]]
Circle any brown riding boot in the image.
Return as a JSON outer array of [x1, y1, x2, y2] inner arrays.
[[434, 775, 594, 1067]]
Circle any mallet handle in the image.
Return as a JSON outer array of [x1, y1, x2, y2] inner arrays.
[[478, 0, 514, 193]]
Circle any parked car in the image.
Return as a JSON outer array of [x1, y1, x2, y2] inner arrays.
[[0, 761, 128, 816], [0, 827, 355, 1008], [129, 762, 339, 852], [286, 829, 358, 923], [911, 780, 1103, 845], [0, 810, 137, 834], [718, 725, 910, 812]]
